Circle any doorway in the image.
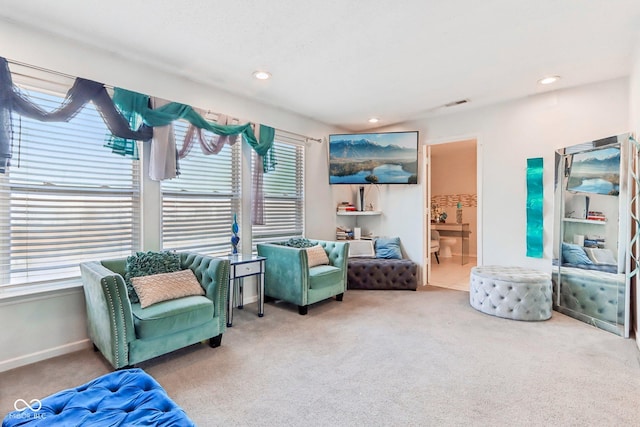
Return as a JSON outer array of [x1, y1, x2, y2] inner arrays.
[[425, 138, 478, 291]]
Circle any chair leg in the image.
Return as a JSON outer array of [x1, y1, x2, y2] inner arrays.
[[298, 305, 308, 315], [209, 334, 223, 348], [336, 293, 344, 302], [434, 252, 440, 264]]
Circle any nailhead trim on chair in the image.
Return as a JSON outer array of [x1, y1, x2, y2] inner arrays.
[[102, 275, 126, 368]]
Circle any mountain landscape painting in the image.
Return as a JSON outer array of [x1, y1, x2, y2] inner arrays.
[[329, 131, 418, 184], [567, 146, 620, 196]]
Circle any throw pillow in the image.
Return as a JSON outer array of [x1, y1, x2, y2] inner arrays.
[[375, 237, 402, 259], [125, 251, 182, 303], [584, 247, 617, 265], [561, 242, 593, 265], [306, 245, 330, 267], [348, 240, 375, 258], [131, 269, 204, 309], [283, 237, 316, 248]]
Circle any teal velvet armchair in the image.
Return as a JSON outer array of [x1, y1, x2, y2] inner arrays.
[[79, 252, 229, 369], [257, 240, 349, 315]]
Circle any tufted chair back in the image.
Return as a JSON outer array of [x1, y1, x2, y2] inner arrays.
[[312, 239, 348, 268]]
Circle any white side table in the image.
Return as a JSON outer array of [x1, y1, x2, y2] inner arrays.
[[226, 254, 266, 327]]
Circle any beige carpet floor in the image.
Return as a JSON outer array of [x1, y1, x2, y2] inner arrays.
[[1, 287, 640, 426]]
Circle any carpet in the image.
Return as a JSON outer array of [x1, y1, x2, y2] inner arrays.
[[1, 287, 639, 426]]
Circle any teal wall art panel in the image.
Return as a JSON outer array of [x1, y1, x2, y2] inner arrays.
[[526, 157, 544, 258]]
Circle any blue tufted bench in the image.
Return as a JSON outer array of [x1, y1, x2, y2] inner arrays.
[[2, 368, 194, 426]]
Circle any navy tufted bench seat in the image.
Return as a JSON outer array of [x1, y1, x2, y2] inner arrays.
[[2, 368, 194, 426], [347, 258, 417, 291]]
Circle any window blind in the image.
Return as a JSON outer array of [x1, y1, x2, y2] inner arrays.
[[161, 120, 241, 256], [0, 87, 140, 292], [251, 132, 305, 251]]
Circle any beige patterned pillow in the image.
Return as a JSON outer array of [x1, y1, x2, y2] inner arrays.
[[131, 269, 204, 308], [306, 245, 330, 267]]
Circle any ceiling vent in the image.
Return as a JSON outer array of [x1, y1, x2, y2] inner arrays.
[[444, 99, 470, 108]]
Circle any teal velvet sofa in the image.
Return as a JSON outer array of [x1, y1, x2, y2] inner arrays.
[[79, 252, 229, 369], [257, 240, 349, 315]]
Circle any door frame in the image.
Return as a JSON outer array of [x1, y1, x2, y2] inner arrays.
[[422, 134, 483, 286]]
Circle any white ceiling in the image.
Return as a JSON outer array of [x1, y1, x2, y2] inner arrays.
[[1, 0, 640, 131]]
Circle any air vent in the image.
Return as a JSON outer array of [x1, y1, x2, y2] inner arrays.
[[444, 99, 470, 108]]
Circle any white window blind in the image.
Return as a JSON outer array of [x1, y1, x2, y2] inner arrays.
[[161, 120, 241, 256], [251, 133, 305, 250], [0, 87, 140, 293]]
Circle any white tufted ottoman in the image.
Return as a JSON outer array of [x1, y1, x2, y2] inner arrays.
[[469, 266, 552, 321]]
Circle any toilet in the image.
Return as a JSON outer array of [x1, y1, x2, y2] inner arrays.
[[439, 237, 456, 258]]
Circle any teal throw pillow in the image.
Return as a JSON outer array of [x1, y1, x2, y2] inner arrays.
[[283, 237, 315, 248], [561, 242, 593, 265], [124, 251, 182, 303], [375, 237, 402, 259]]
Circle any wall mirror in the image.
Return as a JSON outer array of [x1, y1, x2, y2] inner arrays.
[[552, 133, 633, 337]]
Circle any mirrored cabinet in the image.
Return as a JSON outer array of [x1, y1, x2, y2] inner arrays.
[[553, 133, 635, 337]]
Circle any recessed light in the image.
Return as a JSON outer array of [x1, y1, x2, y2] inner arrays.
[[253, 70, 271, 80], [538, 75, 560, 85], [368, 117, 380, 123]]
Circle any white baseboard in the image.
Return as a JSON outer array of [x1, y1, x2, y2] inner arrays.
[[0, 339, 91, 373]]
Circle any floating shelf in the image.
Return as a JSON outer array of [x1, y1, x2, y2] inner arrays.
[[336, 211, 382, 216], [563, 218, 607, 225]]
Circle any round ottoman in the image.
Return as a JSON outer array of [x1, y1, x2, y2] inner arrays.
[[469, 266, 552, 321]]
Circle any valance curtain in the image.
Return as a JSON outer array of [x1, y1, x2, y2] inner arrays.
[[0, 57, 152, 173], [1, 57, 276, 175], [178, 113, 238, 158], [0, 56, 277, 224], [111, 88, 275, 166], [111, 89, 277, 223]]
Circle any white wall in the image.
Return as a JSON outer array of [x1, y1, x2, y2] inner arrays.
[[0, 20, 339, 372], [373, 78, 630, 284], [329, 80, 629, 283]]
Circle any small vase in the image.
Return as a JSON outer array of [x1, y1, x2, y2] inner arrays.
[[231, 214, 240, 254], [456, 209, 463, 224]]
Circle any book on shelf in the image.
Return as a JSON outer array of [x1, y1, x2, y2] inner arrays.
[[336, 226, 352, 240], [584, 235, 605, 248], [586, 211, 606, 221], [337, 202, 356, 212], [584, 240, 606, 248]]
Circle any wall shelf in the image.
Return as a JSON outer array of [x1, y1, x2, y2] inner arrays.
[[336, 211, 382, 216], [563, 218, 607, 225]]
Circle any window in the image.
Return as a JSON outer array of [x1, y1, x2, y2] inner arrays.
[[0, 86, 140, 294], [251, 133, 305, 250], [0, 62, 311, 297], [161, 120, 241, 256]]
